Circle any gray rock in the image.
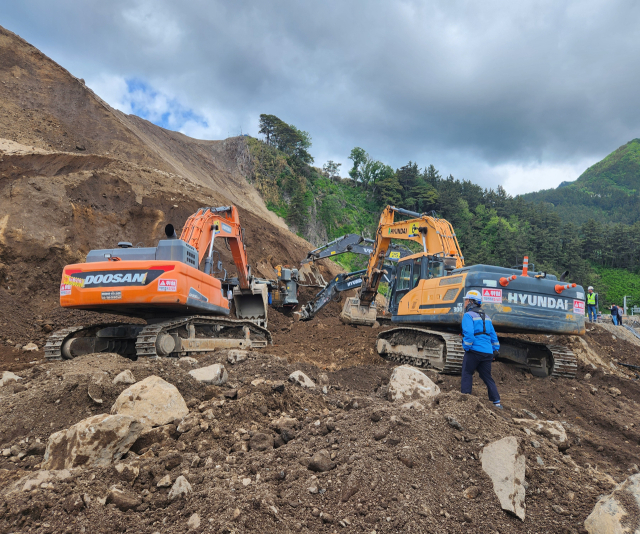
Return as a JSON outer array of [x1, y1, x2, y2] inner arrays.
[[387, 365, 439, 402], [481, 436, 526, 521], [106, 486, 141, 511], [445, 415, 463, 431], [187, 512, 200, 529], [227, 350, 248, 364], [168, 475, 192, 500], [585, 473, 640, 533], [113, 370, 136, 385], [0, 371, 22, 388], [43, 414, 143, 470], [188, 364, 228, 386], [289, 371, 315, 389]]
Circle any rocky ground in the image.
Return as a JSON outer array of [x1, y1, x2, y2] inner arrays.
[[1, 308, 640, 534]]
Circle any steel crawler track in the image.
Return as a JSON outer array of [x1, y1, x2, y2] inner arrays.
[[45, 316, 271, 361], [377, 327, 577, 378], [44, 325, 87, 361], [135, 316, 272, 359]]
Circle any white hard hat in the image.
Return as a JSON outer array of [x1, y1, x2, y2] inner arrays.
[[588, 286, 594, 290], [464, 290, 481, 302]]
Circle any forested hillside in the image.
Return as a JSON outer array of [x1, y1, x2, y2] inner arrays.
[[246, 115, 640, 309], [523, 138, 640, 225]]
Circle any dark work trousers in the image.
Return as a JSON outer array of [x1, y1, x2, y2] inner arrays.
[[461, 350, 500, 404]]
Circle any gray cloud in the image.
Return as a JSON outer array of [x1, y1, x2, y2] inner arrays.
[[3, 0, 640, 193]]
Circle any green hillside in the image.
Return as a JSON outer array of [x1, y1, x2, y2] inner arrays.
[[246, 116, 640, 307], [522, 139, 640, 225]]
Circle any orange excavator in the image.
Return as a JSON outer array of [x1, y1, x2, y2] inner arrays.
[[45, 206, 270, 360]]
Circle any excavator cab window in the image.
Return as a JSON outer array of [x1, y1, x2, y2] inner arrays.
[[411, 257, 423, 288], [391, 257, 423, 311], [428, 258, 444, 279], [397, 263, 412, 291]]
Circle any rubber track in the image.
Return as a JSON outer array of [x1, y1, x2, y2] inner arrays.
[[44, 325, 90, 361], [135, 316, 272, 359], [377, 327, 465, 374]]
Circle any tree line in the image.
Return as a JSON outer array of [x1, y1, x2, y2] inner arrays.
[[251, 115, 640, 305]]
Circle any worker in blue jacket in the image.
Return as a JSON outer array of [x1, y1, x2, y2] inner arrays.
[[460, 290, 502, 409]]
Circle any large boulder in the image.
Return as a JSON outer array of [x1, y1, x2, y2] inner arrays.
[[387, 365, 440, 402], [584, 473, 640, 533], [480, 436, 526, 521], [512, 419, 567, 444], [188, 364, 228, 385], [111, 376, 188, 429], [42, 414, 144, 470]]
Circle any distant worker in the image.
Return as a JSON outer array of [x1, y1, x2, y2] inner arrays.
[[460, 290, 502, 409], [617, 304, 624, 326], [610, 304, 619, 325], [587, 286, 599, 323]]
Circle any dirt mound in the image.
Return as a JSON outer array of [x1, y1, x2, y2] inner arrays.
[[1, 344, 639, 533]]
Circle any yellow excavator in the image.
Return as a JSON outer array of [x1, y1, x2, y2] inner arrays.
[[340, 206, 585, 378]]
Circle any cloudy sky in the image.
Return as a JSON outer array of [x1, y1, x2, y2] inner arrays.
[[4, 0, 640, 194]]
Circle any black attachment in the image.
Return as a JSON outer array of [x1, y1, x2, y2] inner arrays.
[[165, 224, 177, 239]]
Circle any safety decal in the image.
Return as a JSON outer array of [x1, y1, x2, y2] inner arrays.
[[101, 291, 122, 300], [62, 274, 85, 288], [188, 287, 209, 303], [482, 288, 502, 303], [573, 300, 585, 315], [221, 222, 232, 234], [60, 284, 72, 296], [388, 251, 401, 259], [158, 279, 177, 292]]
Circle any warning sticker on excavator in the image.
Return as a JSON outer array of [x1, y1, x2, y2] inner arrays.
[[60, 284, 72, 296], [158, 279, 177, 292], [389, 251, 401, 259], [482, 288, 502, 303], [409, 223, 419, 237], [573, 300, 585, 315]]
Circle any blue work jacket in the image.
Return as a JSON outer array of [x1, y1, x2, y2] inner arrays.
[[462, 308, 500, 354]]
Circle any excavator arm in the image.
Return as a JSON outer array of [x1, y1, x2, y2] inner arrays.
[[301, 234, 412, 264], [180, 205, 267, 326], [180, 206, 251, 289]]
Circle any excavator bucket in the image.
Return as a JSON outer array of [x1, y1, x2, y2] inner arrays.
[[234, 281, 269, 328], [298, 263, 326, 288], [340, 297, 377, 326]]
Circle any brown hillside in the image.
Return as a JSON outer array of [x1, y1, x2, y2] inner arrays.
[[0, 24, 338, 345]]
